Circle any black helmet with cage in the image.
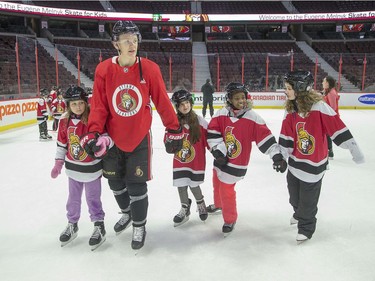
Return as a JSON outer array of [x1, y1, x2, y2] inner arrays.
[[112, 20, 142, 43], [40, 88, 49, 97], [63, 85, 88, 105], [284, 70, 314, 93], [171, 89, 194, 109], [225, 82, 249, 102]]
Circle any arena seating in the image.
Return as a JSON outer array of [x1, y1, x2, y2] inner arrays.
[[201, 1, 288, 14]]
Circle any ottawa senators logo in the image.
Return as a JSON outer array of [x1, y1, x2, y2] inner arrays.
[[68, 127, 88, 161], [112, 84, 142, 117], [296, 122, 315, 155], [134, 166, 144, 177], [224, 127, 241, 159], [175, 135, 195, 163]]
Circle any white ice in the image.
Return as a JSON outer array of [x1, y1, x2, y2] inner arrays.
[[1, 109, 374, 281]]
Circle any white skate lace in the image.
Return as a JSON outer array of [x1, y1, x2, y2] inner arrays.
[[176, 207, 187, 218], [62, 223, 75, 236], [118, 213, 130, 226], [91, 226, 102, 240], [197, 202, 207, 215], [133, 226, 145, 242]]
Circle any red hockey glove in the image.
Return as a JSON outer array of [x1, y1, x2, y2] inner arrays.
[[272, 153, 287, 173], [164, 127, 184, 154]]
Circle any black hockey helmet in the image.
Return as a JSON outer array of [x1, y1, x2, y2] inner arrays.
[[225, 82, 249, 101], [112, 20, 142, 43], [63, 85, 88, 104], [284, 70, 314, 93], [171, 89, 193, 108], [40, 88, 49, 97]]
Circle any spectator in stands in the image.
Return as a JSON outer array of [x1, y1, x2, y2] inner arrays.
[[201, 78, 215, 118], [322, 75, 340, 159], [280, 71, 364, 244], [80, 20, 182, 251]]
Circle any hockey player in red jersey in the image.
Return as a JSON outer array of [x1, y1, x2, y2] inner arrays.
[[50, 86, 107, 250], [80, 21, 182, 250], [279, 71, 365, 244], [50, 89, 66, 131], [207, 82, 286, 236], [170, 89, 209, 227], [37, 88, 52, 141]]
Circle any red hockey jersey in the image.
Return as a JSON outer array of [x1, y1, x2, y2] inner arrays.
[[208, 107, 280, 184], [88, 56, 179, 152], [279, 101, 364, 183], [55, 114, 102, 182], [173, 115, 208, 187], [51, 98, 66, 120], [37, 97, 48, 124]]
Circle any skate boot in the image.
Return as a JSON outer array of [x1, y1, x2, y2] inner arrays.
[[47, 134, 53, 140], [196, 199, 208, 221], [114, 211, 132, 235], [222, 222, 236, 237], [39, 133, 48, 141], [173, 199, 191, 227], [206, 204, 222, 215], [290, 216, 298, 225], [131, 225, 146, 250], [89, 221, 106, 251], [296, 233, 309, 244], [59, 222, 78, 247]]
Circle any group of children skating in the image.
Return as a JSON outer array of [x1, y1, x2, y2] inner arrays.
[[37, 86, 66, 140], [48, 70, 365, 251]]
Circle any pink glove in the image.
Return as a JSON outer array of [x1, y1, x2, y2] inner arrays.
[[51, 159, 64, 179], [94, 135, 111, 158]]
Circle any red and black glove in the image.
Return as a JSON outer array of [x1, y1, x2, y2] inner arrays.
[[164, 127, 184, 154], [272, 153, 287, 173], [212, 149, 228, 167], [80, 132, 100, 158]]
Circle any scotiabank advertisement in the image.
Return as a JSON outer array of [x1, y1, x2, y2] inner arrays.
[[0, 98, 39, 132]]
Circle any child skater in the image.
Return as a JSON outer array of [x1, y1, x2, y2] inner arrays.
[[321, 75, 340, 159], [207, 82, 286, 236], [50, 89, 66, 131], [50, 85, 109, 250], [280, 71, 364, 244], [37, 88, 52, 141], [170, 89, 209, 227]]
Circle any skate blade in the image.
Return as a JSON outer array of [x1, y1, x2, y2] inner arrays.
[[91, 236, 106, 251], [223, 231, 233, 238], [174, 216, 189, 227], [208, 210, 222, 215], [296, 239, 309, 245], [60, 233, 78, 247]]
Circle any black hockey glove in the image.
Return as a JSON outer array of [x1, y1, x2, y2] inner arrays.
[[80, 132, 100, 158], [272, 153, 287, 173], [164, 127, 184, 154], [212, 149, 228, 167]]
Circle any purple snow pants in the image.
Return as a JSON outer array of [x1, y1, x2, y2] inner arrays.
[[66, 177, 105, 223]]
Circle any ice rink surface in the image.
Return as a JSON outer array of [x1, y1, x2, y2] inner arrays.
[[1, 109, 374, 281]]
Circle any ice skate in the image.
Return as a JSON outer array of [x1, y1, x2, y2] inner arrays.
[[59, 222, 78, 247], [131, 225, 146, 251], [114, 211, 132, 235], [222, 222, 236, 237], [290, 216, 298, 225], [206, 204, 222, 215], [89, 221, 106, 251], [39, 134, 48, 141], [47, 134, 53, 140], [196, 199, 208, 221], [173, 199, 191, 227], [296, 233, 309, 244]]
